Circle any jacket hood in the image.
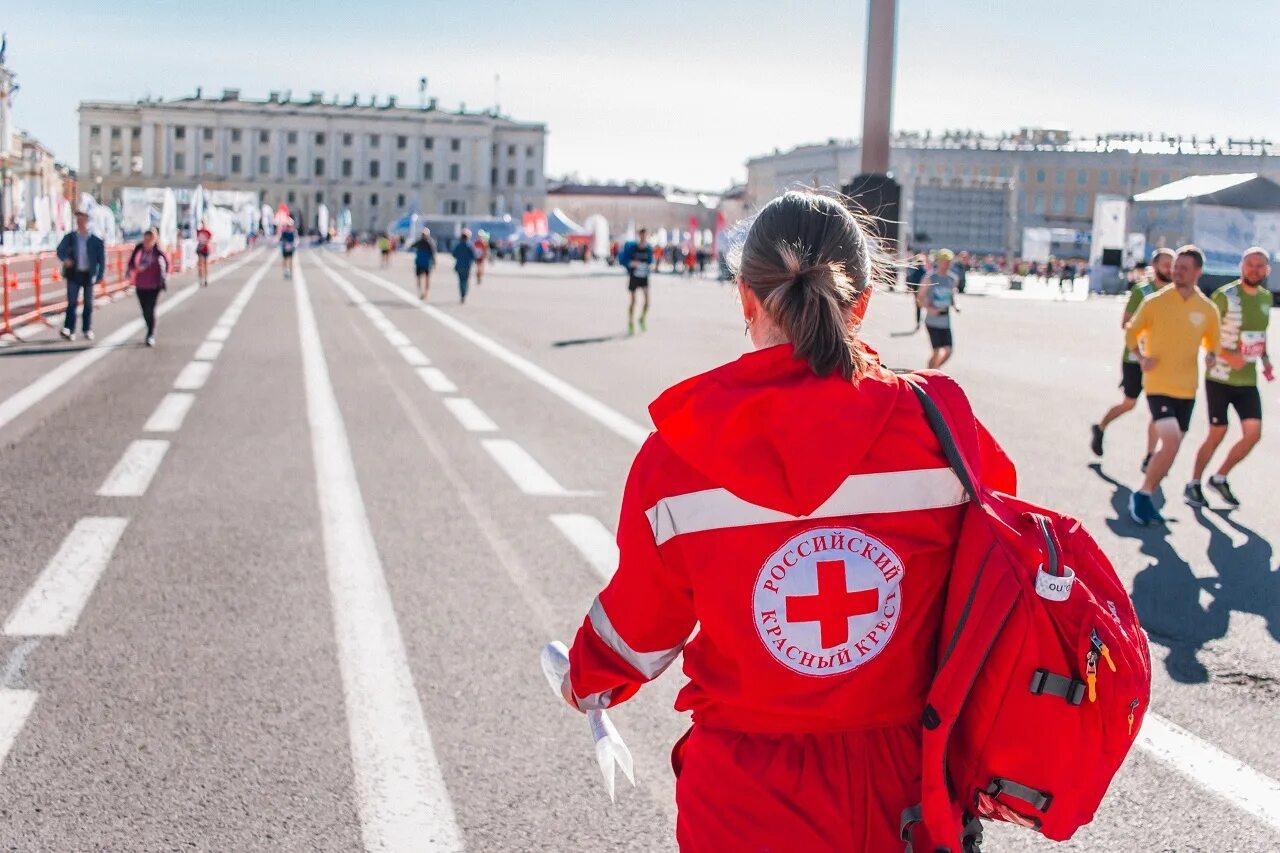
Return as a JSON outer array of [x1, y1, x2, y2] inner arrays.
[[649, 344, 903, 517]]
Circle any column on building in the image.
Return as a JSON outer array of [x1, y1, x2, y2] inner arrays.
[[141, 121, 156, 177]]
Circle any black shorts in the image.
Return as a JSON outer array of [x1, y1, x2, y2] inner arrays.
[[926, 326, 953, 349], [196, 246, 210, 258], [1205, 381, 1262, 426], [415, 264, 433, 276], [628, 276, 650, 292], [1120, 361, 1143, 400], [281, 248, 295, 257], [1147, 395, 1195, 432]]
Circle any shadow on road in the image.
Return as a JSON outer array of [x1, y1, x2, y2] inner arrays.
[[1089, 463, 1228, 684], [0, 343, 94, 357], [552, 334, 626, 348], [1191, 507, 1280, 645]]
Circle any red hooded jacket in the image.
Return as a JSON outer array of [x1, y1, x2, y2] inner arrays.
[[567, 343, 1015, 735]]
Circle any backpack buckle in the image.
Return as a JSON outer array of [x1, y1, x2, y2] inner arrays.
[[987, 777, 1053, 812], [1029, 668, 1086, 705]]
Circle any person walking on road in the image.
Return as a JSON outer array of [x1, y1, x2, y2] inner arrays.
[[378, 233, 392, 267], [919, 247, 959, 368], [195, 219, 213, 287], [55, 210, 105, 342], [126, 228, 169, 347], [560, 190, 1017, 852], [411, 227, 437, 301], [279, 219, 297, 279], [1124, 245, 1221, 525], [1091, 248, 1173, 468], [904, 252, 928, 330], [1186, 247, 1273, 508], [618, 227, 654, 334], [452, 229, 477, 304], [473, 230, 489, 285]]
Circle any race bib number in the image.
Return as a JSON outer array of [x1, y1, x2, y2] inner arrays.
[[633, 263, 650, 278], [1240, 331, 1266, 362]]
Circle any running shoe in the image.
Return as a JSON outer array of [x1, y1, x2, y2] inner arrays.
[[639, 316, 647, 333], [1207, 477, 1240, 508], [1128, 491, 1164, 526], [1184, 482, 1207, 508], [1090, 424, 1104, 457], [145, 335, 156, 347], [84, 330, 95, 342], [60, 327, 74, 341], [627, 319, 635, 336], [1140, 452, 1153, 474]]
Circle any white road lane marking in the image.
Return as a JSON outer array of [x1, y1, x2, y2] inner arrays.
[[441, 397, 498, 432], [416, 367, 458, 394], [1139, 713, 1280, 833], [97, 439, 170, 497], [4, 517, 130, 636], [206, 325, 232, 342], [144, 392, 197, 432], [399, 345, 431, 367], [385, 329, 412, 348], [0, 251, 265, 434], [0, 689, 38, 770], [481, 439, 572, 496], [194, 341, 223, 361], [173, 360, 213, 391], [550, 514, 619, 580], [293, 256, 462, 852], [326, 254, 651, 447]]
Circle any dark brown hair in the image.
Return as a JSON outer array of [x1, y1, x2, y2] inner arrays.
[[736, 190, 876, 380], [1175, 244, 1205, 269]]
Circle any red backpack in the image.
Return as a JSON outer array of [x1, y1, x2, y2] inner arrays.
[[900, 372, 1152, 852]]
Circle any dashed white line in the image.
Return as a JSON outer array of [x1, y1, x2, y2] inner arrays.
[[143, 392, 196, 433], [96, 439, 169, 497], [550, 514, 619, 580], [194, 341, 223, 361], [0, 251, 265, 435], [385, 329, 412, 348], [481, 439, 571, 496], [205, 324, 232, 342], [442, 397, 498, 432], [293, 256, 462, 851], [4, 517, 130, 636], [0, 689, 38, 770], [400, 345, 431, 367], [416, 367, 458, 394], [173, 360, 213, 391]]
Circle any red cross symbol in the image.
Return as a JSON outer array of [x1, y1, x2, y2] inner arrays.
[[785, 560, 879, 649]]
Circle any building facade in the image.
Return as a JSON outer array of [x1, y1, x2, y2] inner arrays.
[[546, 181, 721, 236], [746, 129, 1280, 255], [79, 88, 548, 231]]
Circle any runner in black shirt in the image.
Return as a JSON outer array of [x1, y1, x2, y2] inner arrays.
[[619, 227, 654, 334]]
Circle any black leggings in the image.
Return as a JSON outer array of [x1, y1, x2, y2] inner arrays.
[[137, 288, 160, 335]]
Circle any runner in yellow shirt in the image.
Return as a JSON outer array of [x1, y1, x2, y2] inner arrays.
[[1123, 245, 1221, 525]]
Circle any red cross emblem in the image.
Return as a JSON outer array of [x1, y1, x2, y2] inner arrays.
[[785, 559, 879, 649]]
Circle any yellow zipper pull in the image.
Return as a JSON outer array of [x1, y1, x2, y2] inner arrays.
[[1128, 698, 1140, 735], [1092, 628, 1118, 672], [1086, 651, 1099, 703]]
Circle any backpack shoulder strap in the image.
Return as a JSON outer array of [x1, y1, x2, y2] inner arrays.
[[902, 372, 983, 507]]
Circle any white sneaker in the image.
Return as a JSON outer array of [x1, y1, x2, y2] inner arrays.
[[60, 327, 74, 341], [145, 335, 156, 347], [84, 330, 95, 342]]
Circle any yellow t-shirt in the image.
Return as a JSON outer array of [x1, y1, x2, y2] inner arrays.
[[1125, 285, 1222, 399]]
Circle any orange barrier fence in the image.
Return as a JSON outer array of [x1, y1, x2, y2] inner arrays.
[[0, 243, 195, 339]]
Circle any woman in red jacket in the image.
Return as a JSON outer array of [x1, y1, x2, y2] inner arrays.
[[563, 191, 1015, 852]]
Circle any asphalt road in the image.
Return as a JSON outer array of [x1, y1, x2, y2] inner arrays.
[[0, 247, 1276, 852]]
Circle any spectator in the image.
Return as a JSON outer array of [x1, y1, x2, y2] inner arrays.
[[55, 210, 106, 342], [126, 227, 169, 347]]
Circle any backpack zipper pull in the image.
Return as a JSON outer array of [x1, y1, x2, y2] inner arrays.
[[1092, 628, 1118, 672], [1085, 650, 1099, 703], [1128, 698, 1140, 735]]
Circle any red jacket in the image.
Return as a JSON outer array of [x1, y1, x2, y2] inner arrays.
[[568, 344, 1015, 734]]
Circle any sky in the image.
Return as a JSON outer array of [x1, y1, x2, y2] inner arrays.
[[5, 0, 1279, 190]]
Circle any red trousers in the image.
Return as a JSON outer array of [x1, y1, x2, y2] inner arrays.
[[674, 723, 922, 853]]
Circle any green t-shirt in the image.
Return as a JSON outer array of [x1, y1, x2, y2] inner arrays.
[[1122, 281, 1159, 362], [1206, 279, 1272, 386]]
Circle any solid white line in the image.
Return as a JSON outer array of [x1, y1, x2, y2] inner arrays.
[[441, 397, 498, 432], [0, 689, 38, 770], [400, 345, 431, 367], [550, 514, 619, 580], [1138, 713, 1280, 833], [481, 439, 569, 496], [4, 517, 130, 636], [194, 341, 223, 361], [143, 392, 196, 433], [96, 439, 169, 497], [292, 256, 462, 851], [173, 360, 213, 391], [0, 251, 265, 435], [325, 254, 651, 447], [416, 367, 458, 394]]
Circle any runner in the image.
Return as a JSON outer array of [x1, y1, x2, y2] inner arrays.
[[1123, 245, 1221, 525], [472, 230, 489, 285], [617, 227, 654, 334], [411, 227, 436, 301], [904, 252, 927, 330], [1091, 248, 1174, 468], [918, 247, 958, 368], [451, 228, 477, 304], [1186, 247, 1274, 508], [195, 219, 213, 287], [377, 233, 392, 268], [279, 219, 297, 279], [126, 227, 169, 347]]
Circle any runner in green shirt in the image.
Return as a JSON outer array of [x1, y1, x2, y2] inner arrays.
[[1186, 247, 1274, 508], [1091, 248, 1174, 468]]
